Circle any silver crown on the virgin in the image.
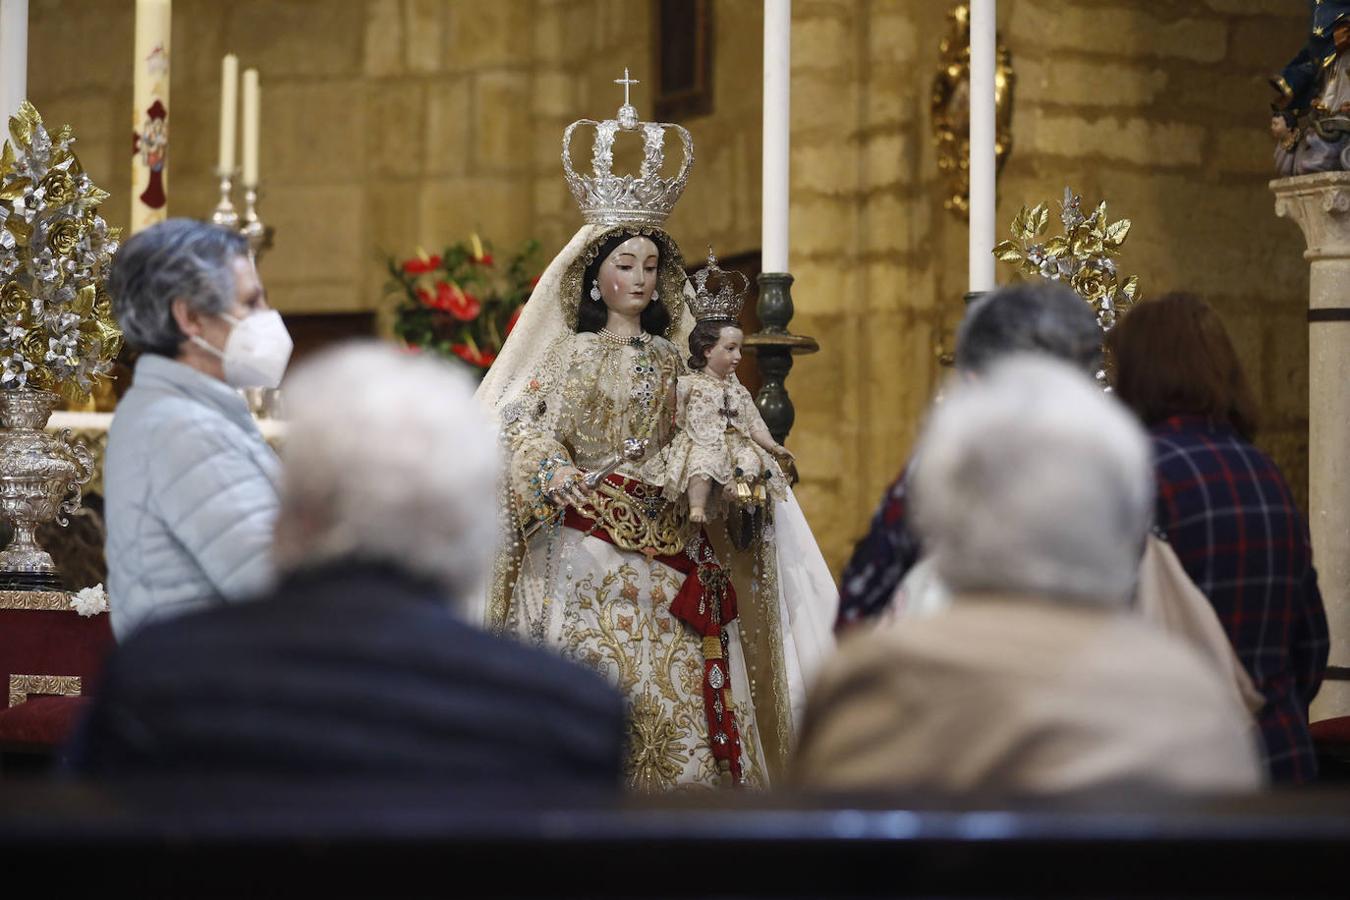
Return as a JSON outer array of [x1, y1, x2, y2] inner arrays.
[[562, 70, 694, 228], [688, 248, 749, 322]]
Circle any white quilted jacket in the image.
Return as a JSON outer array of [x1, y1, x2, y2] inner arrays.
[[104, 355, 281, 639]]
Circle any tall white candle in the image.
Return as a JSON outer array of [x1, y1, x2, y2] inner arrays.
[[0, 0, 28, 124], [131, 0, 171, 233], [241, 67, 259, 187], [762, 0, 791, 273], [968, 0, 997, 293], [218, 54, 238, 173]]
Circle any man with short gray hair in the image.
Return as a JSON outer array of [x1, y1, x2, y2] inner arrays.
[[953, 281, 1104, 377], [796, 357, 1262, 794], [836, 281, 1100, 629], [104, 218, 291, 637], [73, 343, 627, 786]]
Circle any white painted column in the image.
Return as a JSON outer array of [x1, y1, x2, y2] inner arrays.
[[762, 0, 790, 274], [968, 0, 996, 293], [1273, 171, 1350, 721]]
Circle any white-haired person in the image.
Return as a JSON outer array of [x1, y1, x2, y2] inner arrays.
[[69, 343, 627, 786], [836, 282, 1104, 630], [104, 218, 292, 638], [793, 356, 1263, 795]]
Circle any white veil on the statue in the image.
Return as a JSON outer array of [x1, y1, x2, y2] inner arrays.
[[472, 70, 840, 757], [472, 222, 838, 740], [469, 222, 695, 625], [477, 224, 697, 425]]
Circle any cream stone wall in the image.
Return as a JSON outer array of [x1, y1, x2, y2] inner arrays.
[[997, 0, 1311, 515], [783, 0, 1312, 571], [23, 0, 1314, 575]]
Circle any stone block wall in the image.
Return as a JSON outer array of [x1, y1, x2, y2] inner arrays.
[[21, 0, 1316, 574], [783, 0, 1313, 571], [28, 0, 542, 322], [1004, 0, 1311, 511]]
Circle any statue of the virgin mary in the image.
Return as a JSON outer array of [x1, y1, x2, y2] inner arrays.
[[475, 80, 836, 790]]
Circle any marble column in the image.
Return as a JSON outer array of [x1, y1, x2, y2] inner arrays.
[[1273, 171, 1350, 720]]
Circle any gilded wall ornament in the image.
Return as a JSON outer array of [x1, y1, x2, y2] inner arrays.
[[930, 3, 1015, 217]]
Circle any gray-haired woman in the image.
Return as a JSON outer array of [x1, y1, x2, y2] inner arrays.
[[104, 218, 293, 638]]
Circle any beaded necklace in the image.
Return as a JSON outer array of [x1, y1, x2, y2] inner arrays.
[[597, 327, 651, 347]]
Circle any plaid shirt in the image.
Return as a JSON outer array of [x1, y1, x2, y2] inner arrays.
[[836, 462, 922, 630], [1151, 416, 1328, 784]]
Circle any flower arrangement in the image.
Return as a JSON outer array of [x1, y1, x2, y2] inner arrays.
[[70, 582, 108, 617], [385, 234, 540, 372], [993, 187, 1140, 330], [0, 102, 121, 400]]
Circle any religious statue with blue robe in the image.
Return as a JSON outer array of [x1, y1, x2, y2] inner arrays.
[[1272, 1, 1350, 175]]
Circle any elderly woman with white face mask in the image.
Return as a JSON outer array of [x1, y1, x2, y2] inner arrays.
[[103, 218, 292, 638]]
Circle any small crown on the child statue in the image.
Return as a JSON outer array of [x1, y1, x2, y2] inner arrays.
[[562, 69, 694, 228], [688, 248, 749, 322]]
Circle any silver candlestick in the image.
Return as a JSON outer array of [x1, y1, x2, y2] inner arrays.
[[210, 170, 239, 229], [240, 184, 271, 262]]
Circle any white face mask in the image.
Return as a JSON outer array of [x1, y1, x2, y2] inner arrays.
[[191, 310, 294, 389]]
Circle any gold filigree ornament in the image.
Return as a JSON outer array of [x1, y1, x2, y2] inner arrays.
[[9, 673, 81, 708], [930, 2, 1015, 217], [626, 686, 690, 793], [0, 102, 121, 402], [574, 479, 693, 557], [992, 187, 1140, 331]]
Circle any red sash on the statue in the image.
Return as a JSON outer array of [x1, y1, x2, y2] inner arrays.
[[562, 474, 745, 784]]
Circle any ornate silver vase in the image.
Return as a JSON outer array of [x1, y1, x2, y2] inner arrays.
[[0, 389, 93, 590]]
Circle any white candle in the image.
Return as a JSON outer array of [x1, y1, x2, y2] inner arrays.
[[131, 0, 171, 233], [762, 0, 791, 273], [0, 0, 28, 124], [241, 67, 259, 187], [218, 54, 238, 174], [968, 0, 997, 293]]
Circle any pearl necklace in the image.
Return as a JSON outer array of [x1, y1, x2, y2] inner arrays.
[[597, 327, 651, 347]]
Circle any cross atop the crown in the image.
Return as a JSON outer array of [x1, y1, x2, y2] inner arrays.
[[614, 68, 640, 107]]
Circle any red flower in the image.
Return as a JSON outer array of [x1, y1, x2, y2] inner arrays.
[[401, 254, 442, 274], [451, 343, 496, 368], [529, 274, 541, 290], [419, 280, 482, 321], [505, 305, 524, 336], [469, 254, 495, 267], [440, 282, 481, 321]]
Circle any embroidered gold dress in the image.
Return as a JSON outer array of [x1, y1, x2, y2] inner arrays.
[[478, 223, 837, 794], [499, 331, 767, 790], [643, 370, 788, 512]]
